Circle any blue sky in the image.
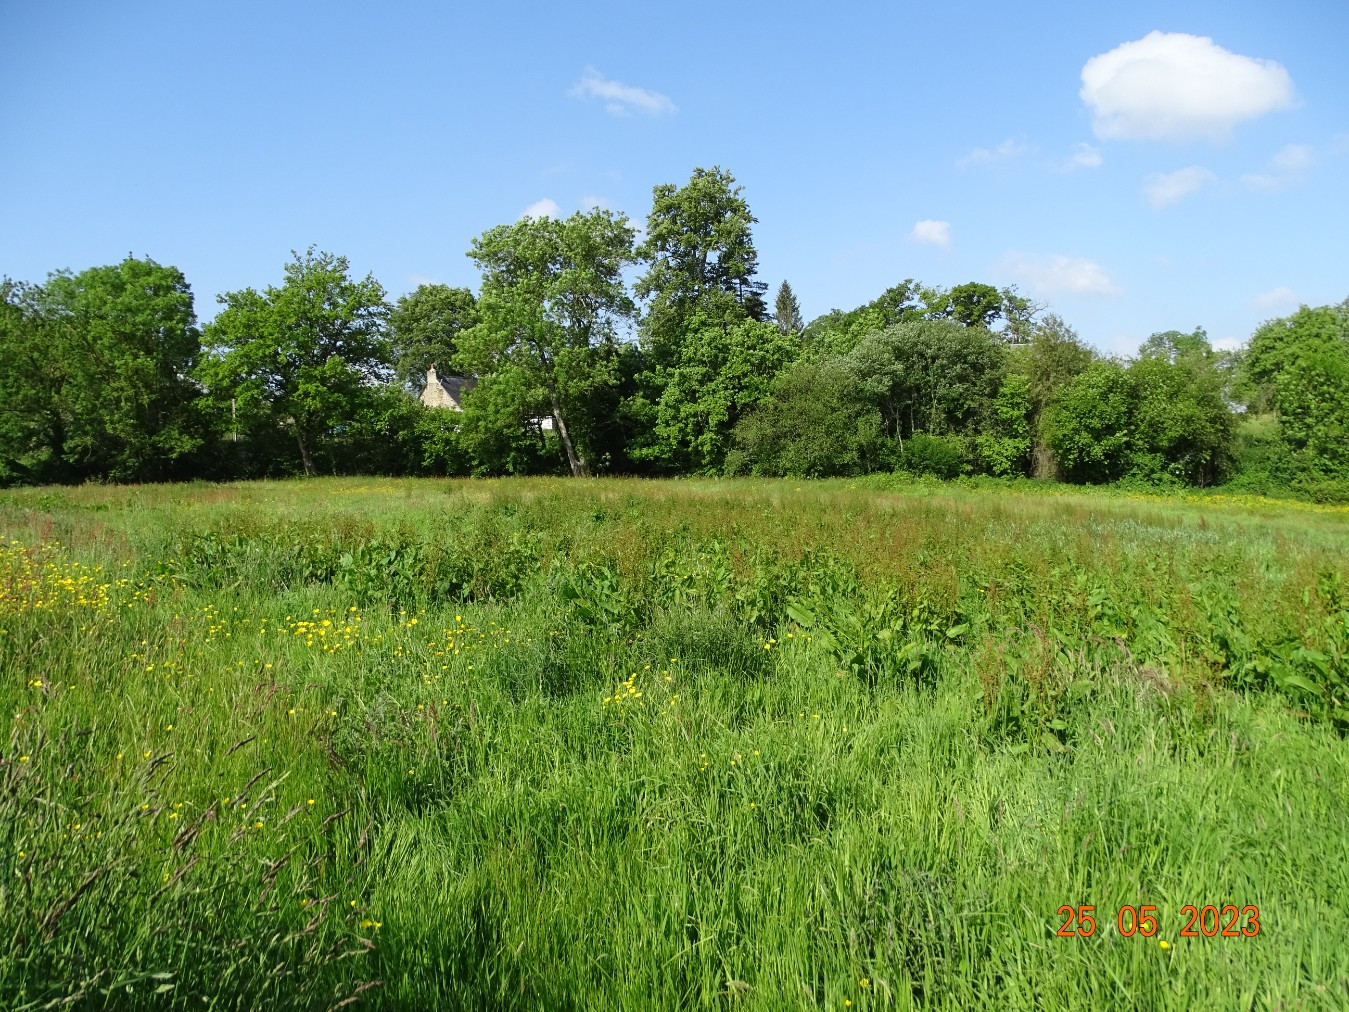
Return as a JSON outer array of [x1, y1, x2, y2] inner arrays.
[[3, 1, 1346, 354]]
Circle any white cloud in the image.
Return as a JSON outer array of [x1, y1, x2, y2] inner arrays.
[[1242, 143, 1315, 191], [909, 219, 951, 248], [957, 139, 1031, 168], [1270, 144, 1315, 174], [1212, 335, 1244, 352], [1054, 142, 1103, 171], [569, 66, 676, 117], [1081, 31, 1296, 141], [1253, 287, 1300, 312], [581, 195, 610, 211], [520, 198, 560, 220], [407, 274, 439, 289], [1143, 165, 1216, 209], [1001, 253, 1122, 297]]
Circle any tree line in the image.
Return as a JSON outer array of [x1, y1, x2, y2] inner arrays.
[[2, 166, 1347, 496]]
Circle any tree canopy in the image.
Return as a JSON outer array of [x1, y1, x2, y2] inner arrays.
[[637, 166, 767, 358], [3, 166, 1344, 500], [1, 258, 202, 483], [389, 284, 478, 392], [460, 208, 638, 476], [197, 248, 390, 475]]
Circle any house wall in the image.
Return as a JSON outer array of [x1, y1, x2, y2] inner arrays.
[[420, 366, 463, 411]]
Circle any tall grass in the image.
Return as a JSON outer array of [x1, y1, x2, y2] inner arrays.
[[2, 477, 1347, 1009]]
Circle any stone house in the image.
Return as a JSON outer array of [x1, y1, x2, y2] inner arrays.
[[419, 365, 475, 411], [418, 364, 553, 431]]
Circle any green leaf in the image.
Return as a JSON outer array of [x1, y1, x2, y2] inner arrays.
[[1277, 672, 1323, 697]]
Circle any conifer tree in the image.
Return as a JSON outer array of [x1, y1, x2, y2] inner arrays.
[[775, 280, 804, 336]]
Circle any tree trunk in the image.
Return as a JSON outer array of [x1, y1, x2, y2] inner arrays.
[[295, 428, 316, 476], [549, 391, 587, 477]]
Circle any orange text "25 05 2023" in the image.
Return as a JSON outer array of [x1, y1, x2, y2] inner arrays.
[[1057, 904, 1261, 938]]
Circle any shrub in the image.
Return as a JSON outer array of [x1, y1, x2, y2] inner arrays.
[[896, 433, 971, 479], [975, 373, 1032, 477], [1042, 361, 1134, 483], [731, 359, 887, 477]]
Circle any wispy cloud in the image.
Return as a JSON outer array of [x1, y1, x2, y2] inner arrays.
[[909, 219, 951, 248], [1081, 31, 1296, 141], [957, 139, 1031, 169], [408, 274, 439, 289], [569, 66, 676, 117], [1144, 166, 1216, 209], [1053, 142, 1103, 172], [581, 195, 610, 211], [1253, 286, 1300, 312], [1242, 143, 1315, 191], [1000, 253, 1121, 297], [520, 198, 560, 220]]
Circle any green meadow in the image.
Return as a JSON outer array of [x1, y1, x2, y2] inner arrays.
[[2, 477, 1348, 1010]]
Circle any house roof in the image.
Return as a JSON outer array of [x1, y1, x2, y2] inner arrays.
[[435, 373, 476, 402]]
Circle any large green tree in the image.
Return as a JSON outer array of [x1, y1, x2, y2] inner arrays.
[[802, 280, 927, 357], [636, 166, 767, 359], [1242, 304, 1349, 412], [1129, 330, 1234, 485], [730, 358, 885, 477], [0, 280, 65, 484], [927, 281, 1004, 329], [634, 314, 799, 473], [0, 258, 202, 483], [1009, 314, 1097, 474], [845, 319, 1007, 442], [198, 248, 391, 476], [1042, 361, 1134, 483], [1273, 342, 1349, 476], [803, 281, 1033, 358], [1238, 302, 1349, 477], [388, 284, 478, 391], [459, 209, 637, 477]]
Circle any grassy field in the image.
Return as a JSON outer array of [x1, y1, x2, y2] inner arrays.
[[2, 476, 1348, 1010]]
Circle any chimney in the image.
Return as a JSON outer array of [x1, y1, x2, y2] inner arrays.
[[428, 363, 437, 380]]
